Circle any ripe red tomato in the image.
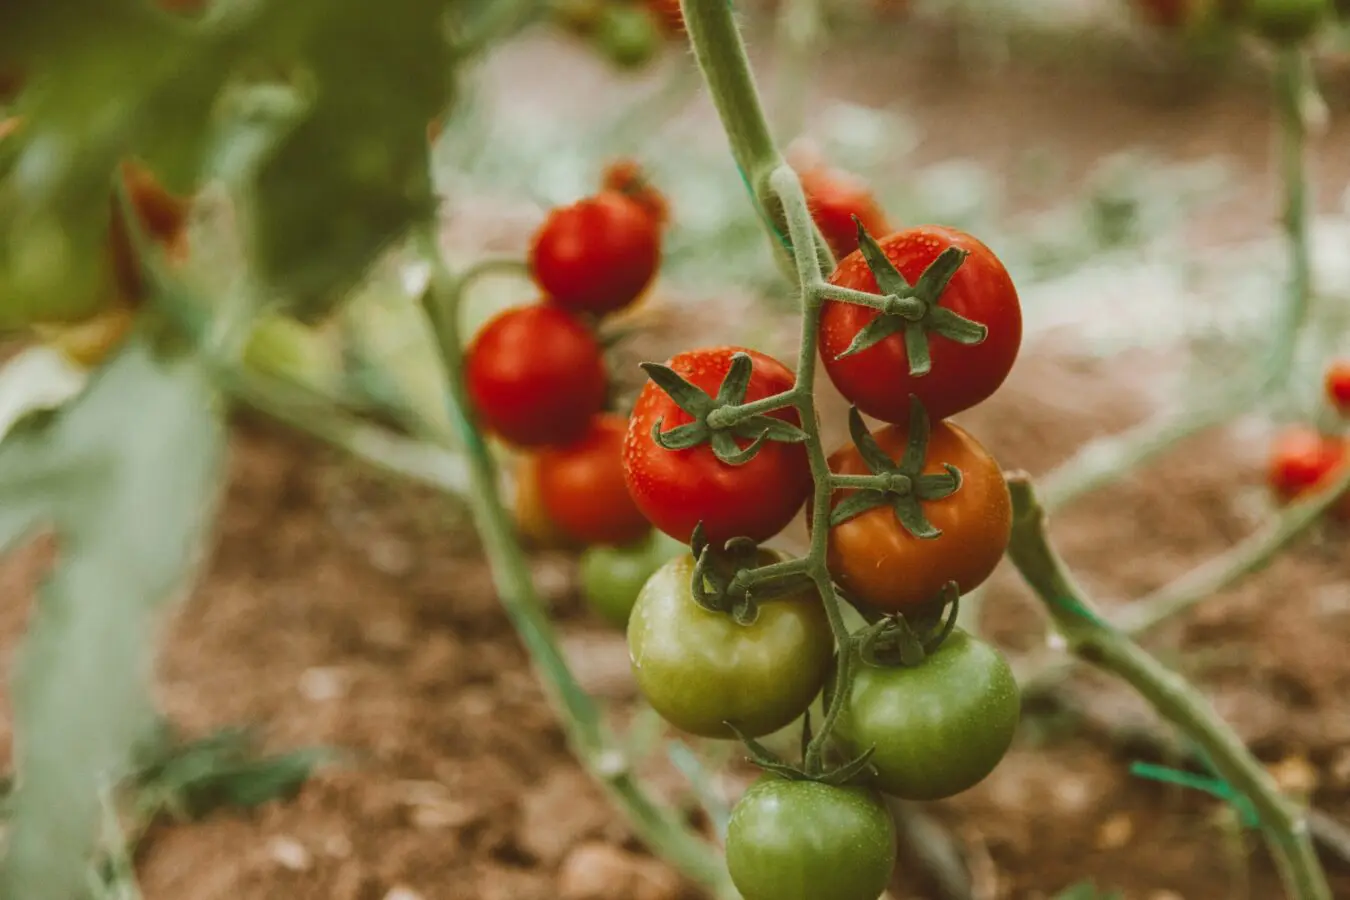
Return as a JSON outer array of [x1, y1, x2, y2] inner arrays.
[[797, 164, 891, 261], [538, 414, 652, 546], [623, 347, 812, 546], [819, 225, 1022, 424], [464, 304, 608, 448], [1267, 426, 1350, 520], [601, 159, 669, 229], [1325, 360, 1350, 415], [530, 192, 661, 317], [821, 417, 1012, 612]]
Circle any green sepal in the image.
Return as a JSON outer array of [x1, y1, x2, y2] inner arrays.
[[640, 362, 715, 417], [710, 428, 768, 466], [925, 305, 988, 345], [817, 746, 878, 787], [848, 407, 894, 474], [915, 466, 962, 501], [714, 352, 754, 405], [898, 396, 930, 472], [835, 313, 906, 360], [855, 220, 913, 297], [912, 246, 968, 303], [893, 495, 942, 540], [829, 489, 890, 527], [732, 415, 808, 444], [650, 419, 706, 452]]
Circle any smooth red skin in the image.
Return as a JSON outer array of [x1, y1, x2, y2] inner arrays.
[[538, 414, 653, 546], [1267, 426, 1350, 521], [1326, 360, 1350, 414], [623, 347, 813, 546], [530, 192, 661, 316], [464, 304, 607, 448], [798, 166, 891, 262], [819, 226, 1022, 424]]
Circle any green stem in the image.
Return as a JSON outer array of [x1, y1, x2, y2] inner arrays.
[[704, 387, 802, 428], [816, 284, 892, 310], [415, 228, 735, 897], [1006, 475, 1331, 900], [730, 555, 811, 590], [1020, 456, 1350, 700], [1265, 46, 1314, 387]]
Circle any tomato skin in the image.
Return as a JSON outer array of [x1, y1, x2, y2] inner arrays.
[[464, 304, 608, 448], [531, 192, 660, 317], [725, 775, 897, 900], [537, 414, 652, 547], [819, 226, 1022, 424], [627, 552, 833, 739], [623, 347, 812, 546], [830, 629, 1020, 801], [822, 419, 1011, 612], [1325, 360, 1350, 415], [513, 455, 584, 550], [1244, 0, 1329, 41], [579, 530, 686, 627], [797, 165, 891, 262], [1267, 426, 1350, 521]]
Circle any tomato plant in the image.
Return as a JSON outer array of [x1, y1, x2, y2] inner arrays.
[[830, 628, 1020, 801], [579, 530, 686, 627], [530, 191, 661, 317], [464, 304, 608, 448], [797, 163, 891, 262], [724, 775, 897, 900], [626, 552, 832, 738], [1325, 360, 1350, 415], [821, 407, 1012, 613], [537, 413, 652, 546], [1267, 425, 1350, 520], [623, 346, 812, 545], [819, 225, 1022, 424]]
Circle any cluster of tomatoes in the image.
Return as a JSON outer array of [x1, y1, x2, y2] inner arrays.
[[1129, 0, 1337, 42], [1267, 360, 1350, 520]]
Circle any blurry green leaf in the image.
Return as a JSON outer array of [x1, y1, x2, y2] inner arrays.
[[248, 0, 454, 321], [0, 335, 226, 899]]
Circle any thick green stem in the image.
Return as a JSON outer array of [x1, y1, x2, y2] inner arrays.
[[704, 388, 802, 428], [415, 229, 734, 897], [1266, 47, 1314, 386], [1006, 475, 1331, 900]]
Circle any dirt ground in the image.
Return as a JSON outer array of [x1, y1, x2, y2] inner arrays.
[[6, 10, 1350, 900]]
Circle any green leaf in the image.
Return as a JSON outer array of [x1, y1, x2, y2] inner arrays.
[[0, 337, 226, 899]]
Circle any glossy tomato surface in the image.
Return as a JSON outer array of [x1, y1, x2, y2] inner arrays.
[[823, 418, 1011, 612], [831, 629, 1020, 800], [530, 191, 660, 316], [819, 226, 1021, 423], [538, 414, 652, 546], [1267, 425, 1350, 520], [623, 346, 812, 545], [725, 775, 897, 900], [464, 304, 607, 448], [627, 552, 832, 738], [579, 530, 686, 627], [798, 164, 891, 261]]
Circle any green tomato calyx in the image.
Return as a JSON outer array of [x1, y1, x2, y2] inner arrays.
[[726, 719, 878, 786], [687, 526, 813, 625], [641, 352, 806, 466], [829, 398, 963, 537], [832, 221, 988, 376], [856, 584, 962, 668]]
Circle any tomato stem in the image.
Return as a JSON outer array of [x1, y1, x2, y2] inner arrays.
[[414, 227, 738, 899], [1005, 474, 1332, 900], [703, 387, 801, 428]]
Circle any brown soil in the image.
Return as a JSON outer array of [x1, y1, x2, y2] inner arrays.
[[6, 11, 1350, 900]]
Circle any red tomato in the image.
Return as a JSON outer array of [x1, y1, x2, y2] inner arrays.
[[798, 165, 891, 261], [623, 347, 812, 545], [513, 455, 585, 550], [530, 192, 661, 317], [601, 159, 669, 229], [1267, 426, 1350, 520], [1325, 360, 1350, 415], [819, 225, 1022, 424], [464, 304, 608, 448], [821, 419, 1012, 612], [538, 414, 652, 546]]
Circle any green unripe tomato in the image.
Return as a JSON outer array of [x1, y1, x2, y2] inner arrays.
[[725, 775, 897, 900], [578, 530, 685, 628], [626, 551, 833, 739], [594, 3, 661, 69], [1244, 0, 1330, 42], [830, 628, 1020, 801]]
